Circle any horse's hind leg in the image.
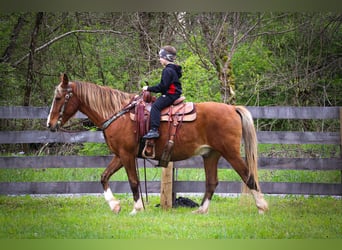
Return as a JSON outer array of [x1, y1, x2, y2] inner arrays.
[[193, 150, 220, 214], [224, 155, 268, 214], [101, 156, 123, 214]]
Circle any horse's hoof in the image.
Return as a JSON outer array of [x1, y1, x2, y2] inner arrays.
[[109, 200, 121, 214], [129, 207, 144, 216], [257, 202, 268, 214], [192, 208, 208, 214], [258, 208, 265, 214], [129, 210, 137, 216], [257, 200, 269, 214], [112, 205, 121, 214]]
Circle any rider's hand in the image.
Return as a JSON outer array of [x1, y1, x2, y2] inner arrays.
[[142, 86, 148, 91]]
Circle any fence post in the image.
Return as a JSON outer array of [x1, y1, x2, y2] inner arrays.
[[160, 161, 173, 209]]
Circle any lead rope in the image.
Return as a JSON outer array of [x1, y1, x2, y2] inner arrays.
[[135, 158, 148, 209], [143, 158, 148, 203]]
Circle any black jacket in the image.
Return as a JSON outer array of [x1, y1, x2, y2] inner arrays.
[[147, 64, 182, 96]]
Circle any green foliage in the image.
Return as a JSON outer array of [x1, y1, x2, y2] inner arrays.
[[0, 13, 340, 108], [78, 143, 110, 156], [0, 12, 341, 156], [261, 13, 342, 107], [0, 63, 19, 105], [232, 39, 274, 106], [181, 55, 221, 102]]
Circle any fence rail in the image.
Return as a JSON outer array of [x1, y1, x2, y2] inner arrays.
[[0, 106, 341, 196], [1, 155, 341, 170], [0, 130, 340, 144]]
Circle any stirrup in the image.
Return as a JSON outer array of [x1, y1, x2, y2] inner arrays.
[[142, 139, 155, 159]]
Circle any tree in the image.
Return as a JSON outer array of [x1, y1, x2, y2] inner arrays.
[[0, 12, 340, 109], [262, 12, 342, 106], [173, 12, 264, 104], [23, 12, 43, 106], [0, 14, 26, 63]]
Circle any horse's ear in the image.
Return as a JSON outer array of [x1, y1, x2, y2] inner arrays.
[[60, 73, 69, 87]]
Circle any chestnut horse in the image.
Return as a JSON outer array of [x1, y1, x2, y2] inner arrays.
[[47, 73, 268, 215]]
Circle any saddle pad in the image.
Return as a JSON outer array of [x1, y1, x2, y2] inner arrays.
[[160, 102, 196, 121], [130, 102, 196, 122]]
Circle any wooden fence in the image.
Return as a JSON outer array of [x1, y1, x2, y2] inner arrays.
[[0, 106, 341, 196]]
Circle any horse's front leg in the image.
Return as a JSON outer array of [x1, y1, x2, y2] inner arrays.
[[101, 156, 123, 214], [122, 155, 144, 215]]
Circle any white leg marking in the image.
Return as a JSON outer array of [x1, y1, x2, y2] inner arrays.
[[129, 195, 144, 215], [104, 188, 121, 213], [192, 198, 210, 214], [251, 190, 268, 214]]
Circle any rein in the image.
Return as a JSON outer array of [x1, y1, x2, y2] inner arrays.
[[101, 108, 131, 130], [57, 85, 140, 131], [57, 86, 149, 204], [135, 158, 148, 209], [100, 94, 149, 206], [58, 119, 91, 133], [101, 94, 141, 130], [102, 93, 149, 205]]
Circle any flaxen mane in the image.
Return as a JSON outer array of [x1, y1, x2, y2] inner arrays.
[[74, 81, 134, 119]]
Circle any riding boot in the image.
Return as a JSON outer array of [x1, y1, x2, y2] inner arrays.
[[143, 128, 160, 139]]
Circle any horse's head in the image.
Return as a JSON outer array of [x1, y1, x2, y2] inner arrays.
[[47, 73, 79, 132]]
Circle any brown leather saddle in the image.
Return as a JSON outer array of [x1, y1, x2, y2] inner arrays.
[[129, 91, 196, 166], [130, 92, 196, 139]]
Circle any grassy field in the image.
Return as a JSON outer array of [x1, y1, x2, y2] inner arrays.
[[0, 143, 341, 240], [0, 194, 341, 239]]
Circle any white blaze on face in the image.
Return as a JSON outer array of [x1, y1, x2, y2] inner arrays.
[[46, 98, 55, 127], [47, 87, 60, 128]]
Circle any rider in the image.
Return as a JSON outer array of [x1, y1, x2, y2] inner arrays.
[[142, 45, 182, 139]]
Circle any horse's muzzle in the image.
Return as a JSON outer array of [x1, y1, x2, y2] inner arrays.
[[47, 122, 59, 132]]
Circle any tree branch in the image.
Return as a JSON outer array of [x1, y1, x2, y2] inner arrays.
[[13, 29, 123, 67]]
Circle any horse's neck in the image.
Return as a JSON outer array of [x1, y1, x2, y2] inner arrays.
[[74, 83, 133, 128], [79, 105, 107, 128]]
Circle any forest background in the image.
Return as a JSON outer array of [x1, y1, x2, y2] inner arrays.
[[0, 12, 341, 143]]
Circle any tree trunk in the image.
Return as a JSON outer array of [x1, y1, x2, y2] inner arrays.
[[23, 12, 43, 106], [199, 13, 236, 104], [218, 58, 236, 104], [1, 14, 26, 63]]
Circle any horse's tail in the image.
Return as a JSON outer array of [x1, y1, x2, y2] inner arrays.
[[235, 106, 260, 191]]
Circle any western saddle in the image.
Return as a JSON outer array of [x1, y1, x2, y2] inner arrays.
[[130, 91, 196, 167]]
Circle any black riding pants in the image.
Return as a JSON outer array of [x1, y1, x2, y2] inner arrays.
[[150, 94, 180, 130]]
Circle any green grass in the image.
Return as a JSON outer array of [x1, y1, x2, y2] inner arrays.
[[0, 195, 341, 239], [0, 167, 340, 184]]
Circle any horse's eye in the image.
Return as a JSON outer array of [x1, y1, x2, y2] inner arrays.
[[55, 97, 62, 101]]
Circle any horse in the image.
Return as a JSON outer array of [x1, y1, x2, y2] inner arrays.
[[47, 73, 268, 215]]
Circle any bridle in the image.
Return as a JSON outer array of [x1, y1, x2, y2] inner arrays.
[[56, 86, 73, 128]]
